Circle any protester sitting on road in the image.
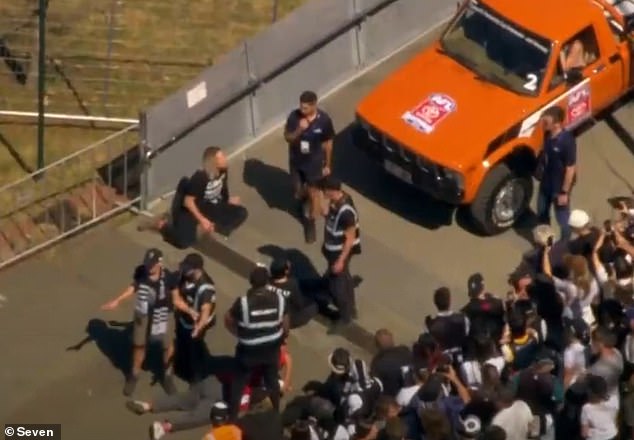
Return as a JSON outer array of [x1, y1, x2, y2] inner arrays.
[[124, 374, 223, 440], [142, 146, 247, 249]]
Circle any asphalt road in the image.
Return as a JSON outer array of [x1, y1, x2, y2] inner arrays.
[[171, 29, 634, 344], [3, 20, 634, 440]]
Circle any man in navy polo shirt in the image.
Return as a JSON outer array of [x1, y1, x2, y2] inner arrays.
[[284, 91, 335, 243], [536, 106, 577, 241]]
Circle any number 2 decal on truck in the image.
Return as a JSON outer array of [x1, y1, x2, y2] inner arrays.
[[402, 93, 457, 134], [523, 73, 538, 91]]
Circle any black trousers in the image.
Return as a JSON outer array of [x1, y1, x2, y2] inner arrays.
[[229, 346, 281, 419], [162, 180, 248, 249], [176, 324, 210, 384], [324, 253, 356, 323]]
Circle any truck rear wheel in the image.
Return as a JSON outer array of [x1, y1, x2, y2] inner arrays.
[[469, 163, 533, 236]]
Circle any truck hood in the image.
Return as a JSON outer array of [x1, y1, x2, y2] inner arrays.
[[356, 45, 531, 170]]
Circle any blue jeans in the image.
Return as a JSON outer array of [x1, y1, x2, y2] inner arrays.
[[537, 187, 571, 241]]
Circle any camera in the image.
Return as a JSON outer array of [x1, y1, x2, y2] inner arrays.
[[604, 220, 613, 235]]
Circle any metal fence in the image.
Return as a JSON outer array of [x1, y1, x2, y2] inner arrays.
[[142, 0, 454, 201], [0, 0, 304, 118], [0, 123, 139, 269]]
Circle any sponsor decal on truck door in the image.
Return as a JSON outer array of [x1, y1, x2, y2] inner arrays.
[[565, 82, 591, 129]]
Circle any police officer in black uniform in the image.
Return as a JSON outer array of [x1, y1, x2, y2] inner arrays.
[[320, 176, 361, 331], [176, 252, 216, 384], [424, 287, 469, 366], [224, 265, 289, 419]]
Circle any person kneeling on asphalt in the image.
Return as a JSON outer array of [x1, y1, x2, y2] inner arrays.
[[143, 146, 247, 249], [266, 256, 317, 329], [125, 372, 224, 440]]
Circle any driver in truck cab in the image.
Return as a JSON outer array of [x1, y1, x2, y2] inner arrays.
[[352, 0, 634, 236]]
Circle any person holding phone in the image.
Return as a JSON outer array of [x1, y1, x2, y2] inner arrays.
[[284, 91, 335, 244]]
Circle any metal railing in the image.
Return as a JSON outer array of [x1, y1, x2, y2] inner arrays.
[[0, 122, 140, 269]]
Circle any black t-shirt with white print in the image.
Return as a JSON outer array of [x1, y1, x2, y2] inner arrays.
[[186, 169, 229, 206]]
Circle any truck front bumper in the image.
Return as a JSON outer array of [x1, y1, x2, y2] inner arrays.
[[351, 123, 465, 205]]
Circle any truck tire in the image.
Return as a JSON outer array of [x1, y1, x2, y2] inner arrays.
[[469, 163, 533, 236]]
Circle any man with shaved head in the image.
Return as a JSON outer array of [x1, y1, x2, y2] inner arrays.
[[370, 328, 412, 397], [144, 146, 248, 248]]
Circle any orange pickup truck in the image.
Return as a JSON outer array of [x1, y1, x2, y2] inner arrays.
[[353, 0, 634, 234]]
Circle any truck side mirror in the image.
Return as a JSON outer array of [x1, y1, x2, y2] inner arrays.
[[565, 67, 584, 86]]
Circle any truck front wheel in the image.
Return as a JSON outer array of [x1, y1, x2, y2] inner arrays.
[[469, 163, 533, 235]]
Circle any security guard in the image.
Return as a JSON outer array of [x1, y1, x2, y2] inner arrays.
[[320, 176, 361, 330], [101, 248, 197, 397], [176, 252, 216, 384], [424, 287, 469, 365], [224, 264, 289, 419]]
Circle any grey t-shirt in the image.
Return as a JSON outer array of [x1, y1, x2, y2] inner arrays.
[[589, 350, 624, 396]]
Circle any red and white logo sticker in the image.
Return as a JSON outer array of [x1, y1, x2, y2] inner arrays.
[[402, 93, 457, 134], [566, 82, 591, 128]]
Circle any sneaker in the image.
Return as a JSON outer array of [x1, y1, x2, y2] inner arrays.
[[149, 422, 166, 440], [123, 375, 139, 397], [126, 400, 150, 415], [161, 374, 177, 395], [304, 219, 316, 244]]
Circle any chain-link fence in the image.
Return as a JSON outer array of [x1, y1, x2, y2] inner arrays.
[[0, 0, 303, 117]]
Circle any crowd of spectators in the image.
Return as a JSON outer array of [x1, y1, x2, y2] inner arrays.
[[191, 202, 634, 440]]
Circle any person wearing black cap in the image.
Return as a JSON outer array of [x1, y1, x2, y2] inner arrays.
[[102, 248, 196, 396], [320, 175, 361, 331], [175, 252, 216, 384], [224, 264, 288, 419], [462, 273, 505, 343], [425, 287, 469, 367], [266, 256, 317, 329]]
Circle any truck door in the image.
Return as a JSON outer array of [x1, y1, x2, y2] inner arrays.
[[568, 25, 624, 111], [547, 25, 624, 129]]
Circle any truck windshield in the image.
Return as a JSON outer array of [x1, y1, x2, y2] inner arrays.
[[440, 1, 551, 96]]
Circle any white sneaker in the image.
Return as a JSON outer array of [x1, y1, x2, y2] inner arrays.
[[149, 422, 166, 440]]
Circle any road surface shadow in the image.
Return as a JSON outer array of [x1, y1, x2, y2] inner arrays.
[[66, 319, 132, 378], [242, 158, 298, 221], [257, 244, 374, 352]]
